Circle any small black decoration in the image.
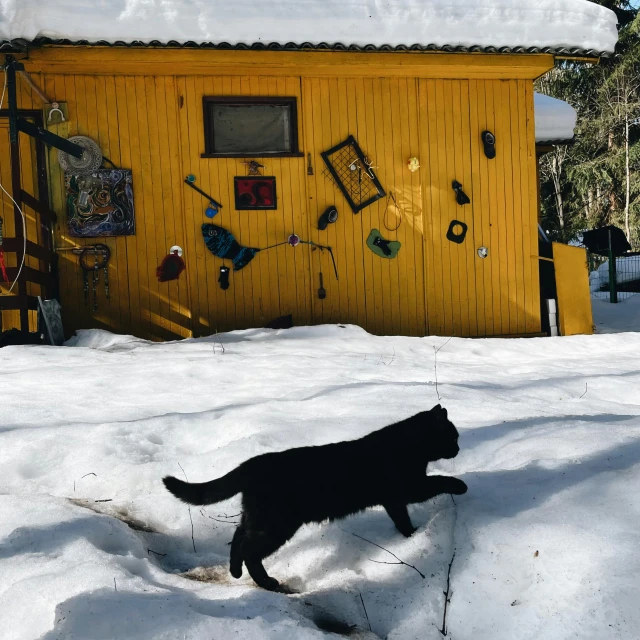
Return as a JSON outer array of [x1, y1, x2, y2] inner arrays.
[[321, 135, 385, 214], [366, 229, 401, 259], [234, 176, 277, 210], [218, 266, 230, 290], [452, 180, 470, 206], [481, 130, 496, 159], [243, 160, 265, 176], [446, 220, 468, 244], [318, 272, 327, 299], [318, 206, 338, 230]]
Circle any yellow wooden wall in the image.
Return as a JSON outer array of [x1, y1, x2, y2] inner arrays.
[[1, 49, 548, 339]]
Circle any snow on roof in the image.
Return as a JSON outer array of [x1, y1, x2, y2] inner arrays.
[[534, 92, 578, 143], [0, 0, 619, 55]]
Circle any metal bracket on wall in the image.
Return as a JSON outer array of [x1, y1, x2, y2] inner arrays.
[[4, 55, 83, 157]]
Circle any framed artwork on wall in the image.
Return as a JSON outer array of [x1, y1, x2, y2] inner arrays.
[[234, 176, 277, 210]]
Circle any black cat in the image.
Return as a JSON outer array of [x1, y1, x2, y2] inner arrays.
[[163, 404, 467, 592]]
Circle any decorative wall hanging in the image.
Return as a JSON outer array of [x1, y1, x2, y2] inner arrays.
[[481, 131, 496, 159], [321, 135, 385, 214], [156, 247, 185, 282], [318, 206, 338, 230], [58, 136, 103, 176], [202, 224, 260, 271], [201, 224, 339, 281], [218, 266, 230, 290], [184, 175, 223, 213], [77, 244, 110, 312], [367, 229, 401, 259], [243, 160, 265, 176], [234, 176, 277, 210], [452, 180, 471, 206], [66, 170, 135, 237], [446, 220, 468, 244], [307, 153, 314, 176], [407, 157, 420, 173], [477, 246, 489, 258], [383, 192, 402, 232]]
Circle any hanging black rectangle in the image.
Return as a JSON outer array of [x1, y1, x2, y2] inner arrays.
[[321, 135, 385, 214]]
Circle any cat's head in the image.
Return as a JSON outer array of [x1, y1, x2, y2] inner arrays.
[[422, 404, 460, 460]]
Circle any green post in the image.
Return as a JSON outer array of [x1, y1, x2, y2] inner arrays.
[[608, 229, 618, 304]]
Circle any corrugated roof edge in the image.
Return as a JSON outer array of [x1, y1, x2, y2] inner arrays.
[[0, 38, 610, 58]]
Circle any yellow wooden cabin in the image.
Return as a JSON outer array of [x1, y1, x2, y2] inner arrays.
[[0, 1, 618, 341]]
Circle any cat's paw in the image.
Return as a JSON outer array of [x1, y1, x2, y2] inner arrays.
[[260, 577, 282, 592], [447, 478, 468, 495], [400, 526, 417, 538]]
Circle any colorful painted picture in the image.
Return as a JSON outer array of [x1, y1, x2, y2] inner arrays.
[[234, 176, 277, 210], [66, 170, 135, 237]]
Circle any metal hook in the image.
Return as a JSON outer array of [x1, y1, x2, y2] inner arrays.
[[47, 102, 65, 123]]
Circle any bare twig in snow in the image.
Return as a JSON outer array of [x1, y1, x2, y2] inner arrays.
[[95, 499, 112, 503], [187, 508, 197, 553], [359, 591, 372, 632], [177, 462, 189, 482], [214, 330, 225, 354], [433, 337, 453, 402], [82, 472, 97, 479], [344, 529, 425, 579], [208, 515, 240, 525], [177, 463, 197, 553], [580, 383, 588, 399], [439, 550, 456, 636], [114, 578, 117, 592], [148, 548, 167, 558]]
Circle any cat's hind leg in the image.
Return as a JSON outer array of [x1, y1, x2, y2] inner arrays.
[[229, 525, 246, 579], [383, 502, 416, 538], [241, 528, 295, 592]]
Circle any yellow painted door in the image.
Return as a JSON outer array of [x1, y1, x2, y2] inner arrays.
[[418, 79, 540, 337], [302, 77, 427, 336]]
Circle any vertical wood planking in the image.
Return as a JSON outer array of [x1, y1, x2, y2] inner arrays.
[[523, 81, 541, 333]]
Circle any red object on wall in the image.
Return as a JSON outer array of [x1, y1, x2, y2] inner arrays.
[[234, 176, 277, 210]]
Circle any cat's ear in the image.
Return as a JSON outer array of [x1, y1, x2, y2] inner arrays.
[[432, 404, 448, 419]]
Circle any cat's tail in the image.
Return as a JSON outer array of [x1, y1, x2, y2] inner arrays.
[[163, 468, 243, 505]]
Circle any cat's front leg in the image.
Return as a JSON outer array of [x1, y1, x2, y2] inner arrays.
[[404, 475, 467, 504], [383, 502, 417, 537]]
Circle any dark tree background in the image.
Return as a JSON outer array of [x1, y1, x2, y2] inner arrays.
[[536, 0, 640, 247]]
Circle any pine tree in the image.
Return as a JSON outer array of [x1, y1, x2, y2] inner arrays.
[[536, 1, 640, 248]]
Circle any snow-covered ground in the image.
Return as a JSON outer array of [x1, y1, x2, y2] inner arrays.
[[1, 319, 639, 639]]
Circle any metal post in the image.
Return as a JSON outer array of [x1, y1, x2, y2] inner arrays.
[[608, 228, 618, 304]]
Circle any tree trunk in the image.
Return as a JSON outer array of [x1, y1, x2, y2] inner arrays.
[[624, 115, 630, 241], [551, 156, 565, 230]]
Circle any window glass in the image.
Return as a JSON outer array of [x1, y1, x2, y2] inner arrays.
[[204, 99, 298, 156]]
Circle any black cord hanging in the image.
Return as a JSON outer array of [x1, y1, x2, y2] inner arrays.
[[382, 192, 402, 232]]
